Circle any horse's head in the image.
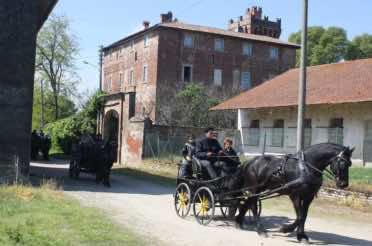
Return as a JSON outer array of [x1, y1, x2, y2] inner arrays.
[[329, 147, 354, 189]]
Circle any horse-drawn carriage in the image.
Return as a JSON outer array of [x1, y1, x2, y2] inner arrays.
[[69, 135, 117, 187], [174, 157, 261, 225], [174, 143, 354, 242]]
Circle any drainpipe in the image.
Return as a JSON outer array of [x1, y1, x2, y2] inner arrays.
[[118, 93, 124, 165]]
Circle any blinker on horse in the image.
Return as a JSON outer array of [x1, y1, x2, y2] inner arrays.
[[233, 143, 354, 243]]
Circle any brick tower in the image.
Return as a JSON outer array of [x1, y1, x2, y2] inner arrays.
[[228, 6, 281, 39]]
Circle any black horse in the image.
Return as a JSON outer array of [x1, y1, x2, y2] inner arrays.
[[231, 143, 354, 243]]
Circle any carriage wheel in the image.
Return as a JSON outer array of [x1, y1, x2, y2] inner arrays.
[[257, 200, 262, 217], [69, 163, 74, 178], [220, 206, 238, 219], [174, 183, 191, 218], [69, 160, 80, 179], [193, 187, 215, 225]]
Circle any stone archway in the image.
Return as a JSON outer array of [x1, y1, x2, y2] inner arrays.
[[103, 110, 120, 162]]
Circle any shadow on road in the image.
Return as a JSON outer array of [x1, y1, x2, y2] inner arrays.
[[30, 162, 172, 196], [271, 230, 372, 246], [266, 215, 372, 246]]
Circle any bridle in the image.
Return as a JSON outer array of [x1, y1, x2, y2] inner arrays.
[[304, 150, 351, 182]]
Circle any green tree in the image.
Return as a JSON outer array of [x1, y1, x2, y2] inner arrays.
[[346, 34, 372, 60], [289, 26, 326, 66], [35, 14, 79, 120], [312, 27, 349, 65], [45, 90, 105, 154], [289, 26, 349, 66], [32, 85, 77, 130], [172, 83, 235, 128]]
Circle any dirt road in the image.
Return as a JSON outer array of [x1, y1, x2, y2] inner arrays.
[[31, 162, 372, 246]]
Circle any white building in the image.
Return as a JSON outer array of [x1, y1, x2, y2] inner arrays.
[[212, 59, 372, 165]]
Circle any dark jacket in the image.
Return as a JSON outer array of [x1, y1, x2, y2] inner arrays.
[[222, 147, 240, 166], [182, 141, 195, 159], [195, 137, 222, 162]]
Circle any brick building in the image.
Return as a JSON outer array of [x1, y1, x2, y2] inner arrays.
[[99, 7, 299, 164]]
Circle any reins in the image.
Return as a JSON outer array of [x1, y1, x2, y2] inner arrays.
[[303, 150, 350, 182], [305, 161, 337, 181]]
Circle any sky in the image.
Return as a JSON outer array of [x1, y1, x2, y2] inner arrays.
[[53, 0, 372, 94]]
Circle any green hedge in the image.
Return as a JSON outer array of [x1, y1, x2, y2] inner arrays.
[[45, 91, 105, 154]]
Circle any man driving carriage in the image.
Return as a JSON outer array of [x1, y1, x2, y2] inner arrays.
[[194, 127, 222, 179]]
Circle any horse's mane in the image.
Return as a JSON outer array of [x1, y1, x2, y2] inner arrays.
[[303, 143, 345, 153]]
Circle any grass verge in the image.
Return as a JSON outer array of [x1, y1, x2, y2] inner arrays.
[[324, 167, 372, 194], [0, 182, 146, 246]]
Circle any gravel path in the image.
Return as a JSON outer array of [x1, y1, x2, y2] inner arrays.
[[31, 162, 372, 246]]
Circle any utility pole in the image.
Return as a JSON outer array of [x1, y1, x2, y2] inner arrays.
[[97, 45, 104, 134], [296, 0, 308, 152], [99, 45, 104, 91]]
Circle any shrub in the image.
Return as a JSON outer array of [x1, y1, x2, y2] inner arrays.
[[45, 90, 105, 154]]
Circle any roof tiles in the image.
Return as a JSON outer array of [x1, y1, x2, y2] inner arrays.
[[212, 59, 372, 110]]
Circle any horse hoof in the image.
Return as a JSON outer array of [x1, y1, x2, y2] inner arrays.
[[297, 234, 310, 244], [235, 221, 245, 230], [258, 231, 268, 238]]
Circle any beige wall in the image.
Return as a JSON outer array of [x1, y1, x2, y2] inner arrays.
[[238, 102, 372, 164]]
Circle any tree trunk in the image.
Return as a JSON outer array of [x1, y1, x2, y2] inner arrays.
[[54, 93, 59, 120], [40, 79, 45, 128]]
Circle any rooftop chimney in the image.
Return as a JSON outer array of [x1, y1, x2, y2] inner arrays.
[[143, 21, 150, 29], [160, 11, 173, 23]]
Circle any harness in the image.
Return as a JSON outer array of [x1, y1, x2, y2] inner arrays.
[[221, 149, 350, 202], [304, 150, 351, 182]]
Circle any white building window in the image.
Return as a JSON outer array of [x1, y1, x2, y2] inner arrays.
[[129, 70, 134, 85], [271, 119, 284, 147], [215, 38, 224, 52], [247, 120, 260, 146], [214, 69, 222, 86], [144, 35, 149, 47], [270, 47, 279, 59], [241, 71, 251, 90], [143, 65, 148, 83], [184, 34, 193, 48], [130, 40, 134, 50], [243, 42, 253, 56], [328, 118, 344, 145]]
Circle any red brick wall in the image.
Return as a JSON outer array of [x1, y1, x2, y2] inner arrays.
[[155, 27, 296, 124], [102, 30, 159, 121], [102, 26, 296, 126]]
